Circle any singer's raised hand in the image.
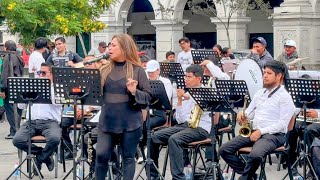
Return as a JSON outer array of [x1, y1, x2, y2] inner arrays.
[[126, 78, 138, 95]]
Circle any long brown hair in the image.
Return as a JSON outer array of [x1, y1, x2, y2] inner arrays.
[[100, 34, 142, 90]]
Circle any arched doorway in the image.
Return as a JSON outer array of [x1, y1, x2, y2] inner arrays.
[[127, 0, 156, 52]]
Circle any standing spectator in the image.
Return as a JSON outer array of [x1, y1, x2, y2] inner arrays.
[[28, 37, 47, 77], [276, 40, 299, 70], [88, 41, 108, 57], [245, 37, 273, 68], [42, 40, 55, 61], [0, 56, 5, 122], [164, 51, 175, 63], [176, 37, 194, 72], [1, 40, 24, 139], [213, 44, 223, 58], [46, 37, 83, 67], [145, 45, 155, 59]]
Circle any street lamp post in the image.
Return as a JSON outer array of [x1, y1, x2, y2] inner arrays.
[[121, 11, 128, 34]]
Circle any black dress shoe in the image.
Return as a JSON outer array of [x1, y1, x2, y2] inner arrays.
[[5, 134, 14, 139], [33, 158, 42, 176], [45, 155, 54, 171]]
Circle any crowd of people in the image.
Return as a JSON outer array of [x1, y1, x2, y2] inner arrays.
[[0, 34, 319, 180]]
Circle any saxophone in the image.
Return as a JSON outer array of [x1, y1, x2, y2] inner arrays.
[[188, 77, 213, 128], [239, 95, 251, 137], [87, 132, 93, 164]]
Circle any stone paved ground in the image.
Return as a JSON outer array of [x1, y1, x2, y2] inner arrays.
[[0, 120, 305, 179]]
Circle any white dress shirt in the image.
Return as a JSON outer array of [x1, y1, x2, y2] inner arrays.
[[245, 85, 295, 134], [26, 85, 63, 122], [175, 92, 212, 133], [28, 51, 45, 77], [205, 61, 230, 88]]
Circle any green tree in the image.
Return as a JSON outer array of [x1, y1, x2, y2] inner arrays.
[[188, 0, 272, 48], [0, 0, 114, 47]]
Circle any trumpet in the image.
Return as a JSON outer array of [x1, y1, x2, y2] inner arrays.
[[239, 95, 252, 137]]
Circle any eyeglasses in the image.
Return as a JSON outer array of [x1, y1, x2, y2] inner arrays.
[[37, 71, 51, 76]]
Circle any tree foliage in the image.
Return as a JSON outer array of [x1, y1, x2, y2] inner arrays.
[[0, 0, 114, 45]]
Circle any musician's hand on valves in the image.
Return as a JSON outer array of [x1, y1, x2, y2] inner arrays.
[[177, 89, 185, 99], [127, 78, 138, 95], [306, 110, 318, 118], [250, 130, 261, 142], [236, 111, 246, 125]]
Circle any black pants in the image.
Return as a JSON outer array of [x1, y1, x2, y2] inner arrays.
[[141, 111, 167, 147], [12, 120, 61, 164], [84, 127, 120, 171], [61, 117, 78, 151], [288, 121, 320, 164], [150, 122, 209, 180], [4, 97, 22, 135], [95, 127, 142, 180], [219, 134, 285, 178]]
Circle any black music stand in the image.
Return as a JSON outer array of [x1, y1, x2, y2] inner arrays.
[[187, 88, 231, 180], [284, 78, 320, 180], [174, 74, 186, 90], [159, 62, 184, 83], [191, 50, 216, 64], [134, 80, 171, 180], [52, 67, 102, 180], [6, 77, 52, 180]]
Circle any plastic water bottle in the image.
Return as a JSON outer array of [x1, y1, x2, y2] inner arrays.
[[13, 162, 21, 179], [228, 168, 233, 180], [222, 169, 229, 180], [184, 164, 192, 180], [76, 162, 83, 179], [293, 176, 303, 180]]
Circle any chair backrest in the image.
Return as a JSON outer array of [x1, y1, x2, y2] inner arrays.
[[287, 115, 296, 132]]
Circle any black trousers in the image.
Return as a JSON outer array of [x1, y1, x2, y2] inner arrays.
[[288, 121, 320, 164], [61, 117, 79, 151], [4, 97, 22, 135], [150, 122, 209, 180], [95, 127, 142, 180], [12, 120, 61, 163], [219, 133, 285, 178]]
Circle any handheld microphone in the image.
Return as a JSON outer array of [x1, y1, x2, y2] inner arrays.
[[83, 54, 110, 65]]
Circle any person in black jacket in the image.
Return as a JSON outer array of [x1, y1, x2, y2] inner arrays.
[[1, 40, 24, 139], [95, 34, 151, 180]]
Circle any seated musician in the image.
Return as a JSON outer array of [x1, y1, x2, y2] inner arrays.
[[150, 65, 212, 179], [12, 63, 63, 176], [60, 55, 102, 160], [288, 109, 320, 176], [218, 61, 296, 180]]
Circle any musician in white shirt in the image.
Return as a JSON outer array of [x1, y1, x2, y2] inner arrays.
[[28, 37, 47, 77], [288, 108, 320, 176], [13, 63, 63, 176], [219, 61, 295, 180], [149, 65, 212, 179]]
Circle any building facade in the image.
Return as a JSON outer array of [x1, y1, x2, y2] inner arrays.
[[1, 0, 320, 68]]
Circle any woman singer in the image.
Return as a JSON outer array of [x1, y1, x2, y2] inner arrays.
[[95, 34, 151, 179]]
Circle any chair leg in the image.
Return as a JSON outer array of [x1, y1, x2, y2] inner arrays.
[[219, 133, 223, 146], [60, 138, 66, 172], [162, 147, 169, 178], [268, 154, 272, 165], [277, 154, 282, 171], [55, 147, 58, 178], [191, 146, 198, 179]]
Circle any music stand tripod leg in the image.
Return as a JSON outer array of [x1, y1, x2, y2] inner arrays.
[[202, 120, 222, 180], [6, 101, 43, 180], [134, 110, 165, 180]]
